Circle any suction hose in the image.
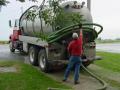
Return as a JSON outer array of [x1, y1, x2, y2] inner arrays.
[[47, 64, 107, 90], [47, 47, 107, 87], [81, 64, 107, 90], [47, 23, 103, 43]]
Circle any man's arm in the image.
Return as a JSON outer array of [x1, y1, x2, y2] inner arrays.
[[79, 30, 83, 55]]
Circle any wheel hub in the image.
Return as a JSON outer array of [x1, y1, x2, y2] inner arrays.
[[30, 51, 34, 62], [39, 55, 46, 69]]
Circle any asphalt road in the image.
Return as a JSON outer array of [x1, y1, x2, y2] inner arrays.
[[96, 43, 120, 53], [0, 44, 25, 61]]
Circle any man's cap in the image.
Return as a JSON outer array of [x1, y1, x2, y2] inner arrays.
[[72, 33, 78, 39]]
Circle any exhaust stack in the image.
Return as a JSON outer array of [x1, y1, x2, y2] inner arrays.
[[87, 0, 91, 11]]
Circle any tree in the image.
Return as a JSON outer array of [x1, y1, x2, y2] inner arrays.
[[0, 0, 37, 11], [0, 0, 37, 7], [25, 0, 84, 41], [0, 0, 9, 6], [40, 0, 84, 30]]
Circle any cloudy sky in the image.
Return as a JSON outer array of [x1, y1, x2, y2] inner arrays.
[[0, 0, 120, 40]]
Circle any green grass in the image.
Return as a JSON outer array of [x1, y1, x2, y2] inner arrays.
[[96, 39, 120, 44], [103, 77, 120, 89], [92, 52, 120, 89], [0, 61, 71, 90], [95, 52, 120, 72], [0, 41, 9, 44]]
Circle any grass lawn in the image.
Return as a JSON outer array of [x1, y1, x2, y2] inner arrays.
[[96, 39, 120, 44], [95, 52, 120, 72], [0, 41, 8, 44], [0, 61, 71, 90], [92, 52, 120, 89]]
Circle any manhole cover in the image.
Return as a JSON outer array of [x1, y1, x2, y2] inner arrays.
[[0, 67, 17, 72]]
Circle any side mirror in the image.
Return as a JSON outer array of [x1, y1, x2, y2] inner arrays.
[[15, 20, 17, 27], [9, 20, 12, 27]]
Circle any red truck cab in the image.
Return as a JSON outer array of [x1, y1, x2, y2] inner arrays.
[[9, 19, 22, 52]]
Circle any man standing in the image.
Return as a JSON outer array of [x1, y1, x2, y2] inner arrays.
[[63, 32, 83, 84]]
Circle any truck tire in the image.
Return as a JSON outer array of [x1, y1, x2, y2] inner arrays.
[[38, 49, 50, 72], [29, 46, 39, 66], [9, 42, 15, 52]]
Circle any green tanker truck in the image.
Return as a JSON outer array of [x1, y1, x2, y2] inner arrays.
[[9, 0, 103, 72]]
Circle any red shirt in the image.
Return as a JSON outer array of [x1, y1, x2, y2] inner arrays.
[[67, 38, 83, 56]]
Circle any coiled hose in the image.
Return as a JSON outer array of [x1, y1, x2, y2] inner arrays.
[[47, 23, 103, 43]]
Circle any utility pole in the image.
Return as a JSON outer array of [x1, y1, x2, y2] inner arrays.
[[87, 0, 91, 11], [0, 6, 1, 12]]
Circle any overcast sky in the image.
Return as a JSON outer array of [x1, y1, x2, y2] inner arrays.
[[0, 0, 120, 40]]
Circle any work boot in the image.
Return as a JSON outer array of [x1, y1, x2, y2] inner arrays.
[[62, 79, 67, 82], [74, 81, 79, 85]]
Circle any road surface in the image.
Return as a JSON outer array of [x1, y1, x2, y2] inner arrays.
[[96, 43, 120, 53], [0, 44, 24, 61]]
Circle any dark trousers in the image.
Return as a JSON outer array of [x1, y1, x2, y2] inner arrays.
[[64, 56, 81, 82]]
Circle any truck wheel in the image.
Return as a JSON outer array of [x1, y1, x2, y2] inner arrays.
[[38, 49, 50, 72], [9, 42, 15, 52], [29, 46, 39, 66]]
